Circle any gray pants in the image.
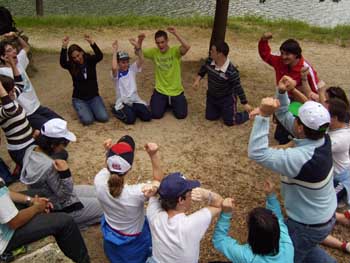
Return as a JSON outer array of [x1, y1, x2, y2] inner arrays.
[[71, 185, 103, 230]]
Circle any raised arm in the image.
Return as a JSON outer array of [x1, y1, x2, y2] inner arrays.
[[129, 33, 145, 69], [60, 36, 70, 69], [167, 27, 190, 56], [145, 143, 163, 182], [258, 32, 280, 67], [85, 34, 103, 63], [111, 40, 119, 78], [191, 187, 223, 218], [3, 32, 30, 53]]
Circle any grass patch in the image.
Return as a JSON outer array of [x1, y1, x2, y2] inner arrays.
[[15, 15, 350, 45]]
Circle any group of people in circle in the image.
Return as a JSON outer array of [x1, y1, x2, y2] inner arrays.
[[0, 25, 349, 263]]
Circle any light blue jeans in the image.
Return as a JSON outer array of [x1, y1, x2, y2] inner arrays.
[[72, 96, 109, 125], [286, 215, 336, 263]]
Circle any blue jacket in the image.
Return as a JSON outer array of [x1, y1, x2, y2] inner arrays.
[[248, 92, 336, 224], [213, 194, 294, 263]]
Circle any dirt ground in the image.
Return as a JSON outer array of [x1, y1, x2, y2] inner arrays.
[[3, 27, 350, 262]]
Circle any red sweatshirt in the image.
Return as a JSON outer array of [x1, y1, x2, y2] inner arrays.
[[258, 39, 319, 93]]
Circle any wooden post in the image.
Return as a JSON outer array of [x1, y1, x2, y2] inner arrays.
[[36, 0, 44, 16], [209, 0, 229, 53]]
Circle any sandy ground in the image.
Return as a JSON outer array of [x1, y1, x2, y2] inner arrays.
[[3, 27, 350, 262]]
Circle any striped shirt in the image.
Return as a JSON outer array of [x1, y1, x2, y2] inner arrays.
[[198, 58, 248, 103], [0, 75, 34, 151]]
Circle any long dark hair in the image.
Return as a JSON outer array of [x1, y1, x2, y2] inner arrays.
[[247, 207, 280, 256], [67, 44, 86, 77]]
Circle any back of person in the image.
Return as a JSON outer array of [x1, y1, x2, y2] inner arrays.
[[148, 197, 211, 263], [94, 168, 146, 234]]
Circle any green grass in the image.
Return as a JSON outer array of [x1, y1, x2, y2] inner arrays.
[[15, 15, 350, 45]]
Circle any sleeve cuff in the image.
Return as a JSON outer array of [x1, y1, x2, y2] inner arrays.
[[58, 169, 72, 179], [221, 212, 233, 220]]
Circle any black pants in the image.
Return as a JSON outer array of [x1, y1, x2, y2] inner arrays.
[[27, 105, 63, 130]]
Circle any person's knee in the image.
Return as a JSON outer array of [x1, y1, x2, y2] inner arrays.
[[173, 110, 187, 119], [140, 112, 152, 122], [205, 113, 220, 121], [96, 115, 109, 123], [223, 120, 234, 126], [124, 115, 136, 124], [80, 117, 94, 126], [151, 110, 165, 119]]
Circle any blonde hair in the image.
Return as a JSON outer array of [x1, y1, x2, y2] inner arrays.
[[108, 174, 125, 197]]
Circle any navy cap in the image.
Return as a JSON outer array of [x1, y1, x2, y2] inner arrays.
[[158, 172, 200, 199]]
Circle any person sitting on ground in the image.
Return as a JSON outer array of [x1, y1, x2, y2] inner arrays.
[[94, 135, 161, 263], [0, 32, 62, 130], [0, 178, 90, 263], [258, 32, 321, 144], [193, 41, 252, 126], [212, 180, 294, 262], [111, 35, 151, 124], [60, 35, 109, 125], [248, 76, 337, 263], [0, 56, 34, 168], [20, 118, 103, 229], [146, 169, 223, 262], [142, 27, 190, 119]]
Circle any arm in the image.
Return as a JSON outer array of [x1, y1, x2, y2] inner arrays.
[[145, 143, 163, 182], [167, 27, 190, 56], [191, 188, 223, 217], [60, 36, 70, 70], [0, 81, 19, 119], [85, 35, 103, 63], [263, 180, 283, 219], [130, 33, 145, 69], [258, 33, 279, 67], [7, 195, 47, 230], [4, 32, 30, 53], [231, 67, 250, 108], [111, 40, 118, 78]]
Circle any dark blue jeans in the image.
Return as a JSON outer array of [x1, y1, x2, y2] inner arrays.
[[112, 103, 151, 124], [72, 96, 109, 125], [205, 94, 249, 126], [150, 90, 187, 119], [27, 106, 63, 130]]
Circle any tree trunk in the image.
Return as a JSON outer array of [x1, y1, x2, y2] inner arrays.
[[36, 0, 44, 16], [209, 0, 229, 52]]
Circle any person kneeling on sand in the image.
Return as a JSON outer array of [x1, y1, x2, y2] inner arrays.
[[193, 41, 252, 126], [94, 136, 161, 263], [146, 165, 223, 262], [212, 180, 294, 263], [111, 34, 151, 124]]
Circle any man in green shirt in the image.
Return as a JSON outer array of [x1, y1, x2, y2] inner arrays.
[[143, 27, 190, 119]]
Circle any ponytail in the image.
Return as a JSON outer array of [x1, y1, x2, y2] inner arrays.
[[108, 174, 125, 197]]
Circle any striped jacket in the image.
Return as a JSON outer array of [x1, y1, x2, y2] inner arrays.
[[0, 75, 34, 151], [198, 58, 248, 103], [258, 39, 319, 93], [248, 92, 336, 225]]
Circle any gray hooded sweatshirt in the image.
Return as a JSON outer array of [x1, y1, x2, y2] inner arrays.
[[20, 145, 83, 212]]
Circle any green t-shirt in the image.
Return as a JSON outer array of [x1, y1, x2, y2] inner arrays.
[[143, 46, 184, 96]]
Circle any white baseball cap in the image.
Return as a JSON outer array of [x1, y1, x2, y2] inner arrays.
[[298, 101, 330, 131], [41, 118, 76, 142]]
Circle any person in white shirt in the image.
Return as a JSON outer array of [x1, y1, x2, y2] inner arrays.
[[94, 135, 161, 263], [146, 168, 223, 262], [0, 32, 62, 130], [111, 34, 151, 124]]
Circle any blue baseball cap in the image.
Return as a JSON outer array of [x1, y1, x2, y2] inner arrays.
[[158, 172, 200, 199]]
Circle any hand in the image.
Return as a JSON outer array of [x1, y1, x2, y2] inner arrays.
[[222, 198, 235, 213], [191, 188, 210, 202], [192, 78, 200, 89], [243, 103, 253, 113], [129, 38, 138, 48], [3, 54, 16, 67], [32, 195, 47, 213], [259, 97, 280, 117], [112, 40, 118, 53], [84, 34, 94, 45], [137, 33, 146, 47], [144, 143, 159, 156], [249, 107, 261, 120], [309, 92, 319, 101], [262, 32, 273, 40], [263, 179, 275, 195], [3, 31, 17, 39], [37, 197, 53, 213], [317, 80, 326, 90], [167, 26, 177, 35], [103, 139, 113, 150], [62, 36, 70, 48], [142, 183, 158, 198], [300, 66, 309, 80], [53, 159, 69, 172], [278, 75, 296, 92]]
